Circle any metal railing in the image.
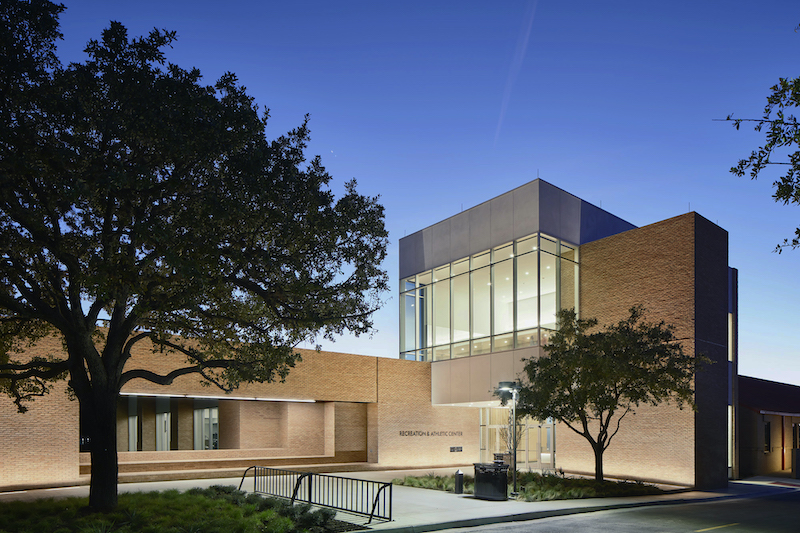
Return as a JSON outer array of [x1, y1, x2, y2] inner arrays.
[[239, 466, 392, 524]]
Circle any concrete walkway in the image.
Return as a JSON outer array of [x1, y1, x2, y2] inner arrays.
[[2, 470, 799, 533]]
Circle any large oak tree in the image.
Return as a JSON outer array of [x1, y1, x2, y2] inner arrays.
[[0, 1, 388, 510]]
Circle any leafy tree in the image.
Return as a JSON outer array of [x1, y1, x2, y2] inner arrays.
[[726, 76, 800, 251], [516, 307, 701, 482], [0, 1, 388, 511]]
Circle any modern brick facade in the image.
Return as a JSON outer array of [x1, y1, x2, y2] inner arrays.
[[0, 339, 478, 489], [567, 212, 730, 488], [0, 179, 743, 492], [403, 180, 736, 489]]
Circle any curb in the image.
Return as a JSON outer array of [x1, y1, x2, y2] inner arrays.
[[370, 486, 797, 533]]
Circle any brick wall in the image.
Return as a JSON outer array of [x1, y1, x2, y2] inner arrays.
[[285, 402, 327, 456], [218, 400, 240, 449], [570, 212, 729, 487], [176, 399, 194, 450], [120, 347, 379, 404], [238, 401, 287, 449], [4, 337, 479, 488], [335, 402, 368, 455], [376, 358, 479, 468], [0, 381, 79, 488]]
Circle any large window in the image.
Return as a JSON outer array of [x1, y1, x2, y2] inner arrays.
[[400, 233, 579, 360]]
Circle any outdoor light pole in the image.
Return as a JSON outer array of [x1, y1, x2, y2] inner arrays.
[[497, 381, 521, 494]]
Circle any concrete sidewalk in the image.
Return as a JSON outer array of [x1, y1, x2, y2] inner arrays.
[[2, 470, 799, 533], [332, 469, 800, 532]]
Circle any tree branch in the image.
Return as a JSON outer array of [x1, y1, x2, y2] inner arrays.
[[119, 360, 231, 387], [0, 358, 70, 380]]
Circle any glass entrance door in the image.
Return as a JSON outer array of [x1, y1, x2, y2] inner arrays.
[[480, 408, 556, 471], [155, 397, 171, 451], [193, 400, 219, 450]]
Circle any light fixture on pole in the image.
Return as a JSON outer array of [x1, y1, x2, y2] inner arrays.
[[496, 380, 521, 495]]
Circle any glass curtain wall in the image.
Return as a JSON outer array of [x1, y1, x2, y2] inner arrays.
[[400, 233, 579, 361], [479, 408, 556, 471]]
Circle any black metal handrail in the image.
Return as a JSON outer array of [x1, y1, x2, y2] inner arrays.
[[239, 466, 392, 524]]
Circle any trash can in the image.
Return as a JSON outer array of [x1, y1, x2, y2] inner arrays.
[[473, 462, 509, 501]]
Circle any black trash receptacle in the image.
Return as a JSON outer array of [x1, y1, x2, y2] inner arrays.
[[473, 462, 509, 501]]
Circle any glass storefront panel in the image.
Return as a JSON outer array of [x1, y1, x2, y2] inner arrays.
[[434, 265, 450, 281], [516, 252, 538, 330], [194, 400, 219, 450], [471, 337, 491, 355], [493, 259, 513, 334], [433, 280, 450, 346], [471, 267, 491, 339], [492, 243, 513, 263], [452, 274, 470, 342], [492, 333, 514, 352], [400, 292, 415, 353], [540, 253, 557, 330], [515, 328, 539, 348], [418, 271, 432, 287], [433, 345, 451, 361], [561, 242, 577, 262], [400, 233, 579, 360], [452, 258, 469, 276], [517, 234, 537, 254], [560, 257, 578, 313], [452, 341, 470, 358], [540, 234, 558, 255], [420, 286, 432, 350], [472, 251, 490, 269], [540, 328, 554, 345]]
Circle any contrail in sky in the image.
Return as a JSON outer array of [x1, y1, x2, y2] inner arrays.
[[494, 0, 538, 145]]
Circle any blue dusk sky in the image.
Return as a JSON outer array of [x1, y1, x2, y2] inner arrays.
[[56, 1, 799, 384]]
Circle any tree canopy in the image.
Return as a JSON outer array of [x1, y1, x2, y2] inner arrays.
[[515, 307, 702, 481], [726, 76, 800, 251], [0, 0, 388, 510]]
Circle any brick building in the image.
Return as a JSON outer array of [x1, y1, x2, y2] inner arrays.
[[399, 179, 736, 488], [738, 376, 800, 477], [0, 179, 737, 490]]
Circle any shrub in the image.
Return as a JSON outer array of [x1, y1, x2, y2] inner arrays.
[[0, 486, 340, 533]]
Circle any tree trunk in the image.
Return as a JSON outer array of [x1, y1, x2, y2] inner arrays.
[[85, 393, 120, 511], [593, 443, 604, 482]]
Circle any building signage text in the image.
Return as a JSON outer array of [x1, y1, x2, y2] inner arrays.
[[399, 430, 463, 437]]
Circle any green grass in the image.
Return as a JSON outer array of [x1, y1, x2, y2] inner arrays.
[[392, 471, 664, 502], [0, 485, 337, 533]]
